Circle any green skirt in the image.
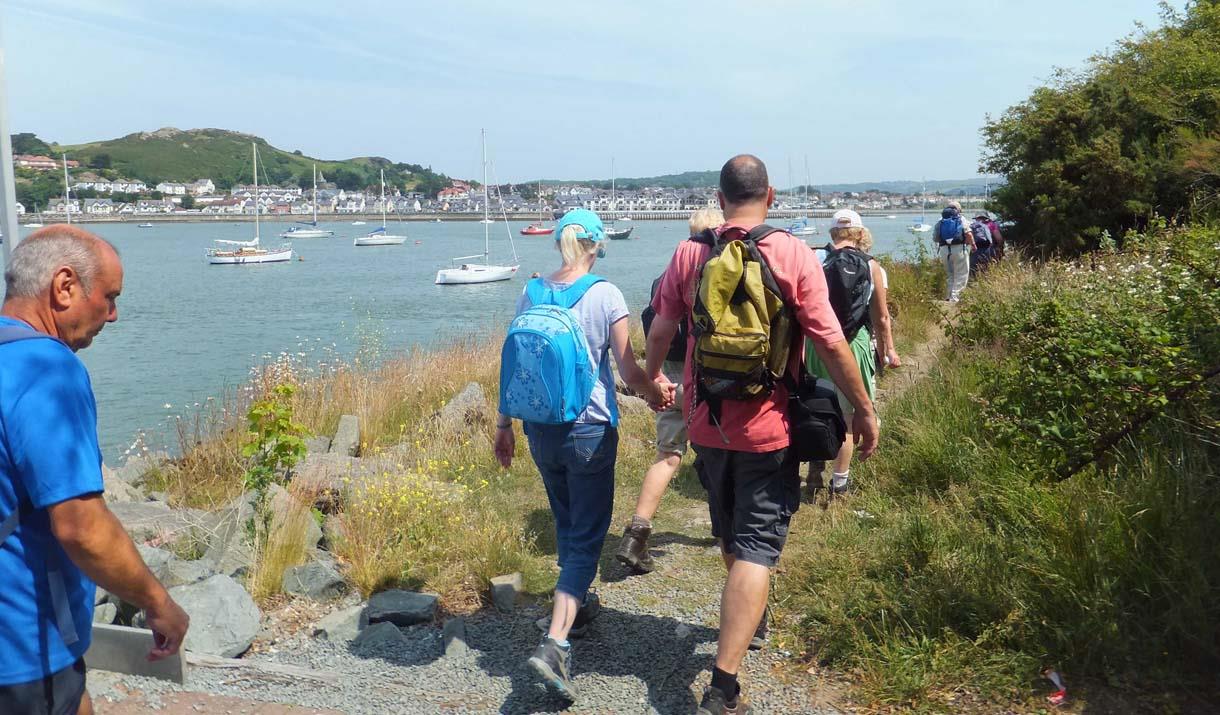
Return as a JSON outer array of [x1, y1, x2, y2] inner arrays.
[[805, 327, 876, 403]]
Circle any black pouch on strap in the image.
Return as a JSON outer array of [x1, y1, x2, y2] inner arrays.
[[784, 364, 847, 462]]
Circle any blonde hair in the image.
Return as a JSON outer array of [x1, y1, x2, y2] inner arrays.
[[557, 224, 601, 266], [688, 207, 724, 235], [829, 225, 873, 251]]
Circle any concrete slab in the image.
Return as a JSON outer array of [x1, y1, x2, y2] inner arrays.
[[86, 623, 186, 684]]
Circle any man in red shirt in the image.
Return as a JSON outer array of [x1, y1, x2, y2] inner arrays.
[[647, 155, 878, 715]]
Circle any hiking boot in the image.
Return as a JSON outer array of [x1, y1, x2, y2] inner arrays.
[[697, 685, 752, 715], [828, 476, 852, 498], [749, 608, 769, 651], [615, 520, 655, 574], [527, 637, 578, 702], [535, 591, 601, 638]]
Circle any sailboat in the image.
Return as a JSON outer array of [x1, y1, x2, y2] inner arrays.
[[521, 182, 553, 235], [281, 165, 333, 238], [787, 156, 818, 237], [353, 169, 407, 246], [604, 158, 633, 240], [63, 155, 73, 225], [22, 202, 43, 228], [435, 129, 519, 284], [207, 143, 293, 265], [908, 178, 933, 234]]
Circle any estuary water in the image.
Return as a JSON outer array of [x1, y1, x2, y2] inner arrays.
[[13, 215, 925, 463]]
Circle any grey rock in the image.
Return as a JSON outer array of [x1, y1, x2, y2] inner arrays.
[[102, 463, 145, 504], [282, 562, 347, 601], [109, 501, 205, 546], [93, 602, 117, 624], [351, 621, 404, 650], [168, 574, 261, 658], [617, 394, 650, 414], [136, 545, 175, 582], [331, 415, 361, 457], [320, 514, 346, 549], [291, 453, 359, 509], [95, 588, 110, 606], [305, 436, 333, 455], [442, 617, 469, 658], [201, 484, 318, 579], [365, 589, 438, 627], [146, 491, 169, 503], [675, 623, 692, 640], [115, 451, 169, 485], [164, 558, 214, 588], [434, 382, 487, 434], [489, 572, 522, 612], [312, 604, 367, 642]]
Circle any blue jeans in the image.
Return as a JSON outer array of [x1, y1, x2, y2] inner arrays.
[[524, 421, 618, 602]]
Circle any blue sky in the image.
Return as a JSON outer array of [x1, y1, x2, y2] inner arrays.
[[2, 1, 1175, 185]]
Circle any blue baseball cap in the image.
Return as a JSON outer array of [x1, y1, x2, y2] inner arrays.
[[554, 209, 605, 242]]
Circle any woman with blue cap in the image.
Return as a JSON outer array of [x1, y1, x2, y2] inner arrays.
[[494, 209, 674, 702]]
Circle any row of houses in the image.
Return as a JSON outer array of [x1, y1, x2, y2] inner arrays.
[[154, 179, 216, 196], [14, 154, 79, 171]]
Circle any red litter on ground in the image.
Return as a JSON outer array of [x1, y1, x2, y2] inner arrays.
[[1042, 668, 1067, 705]]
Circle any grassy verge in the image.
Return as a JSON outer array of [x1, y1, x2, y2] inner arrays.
[[774, 230, 1220, 710]]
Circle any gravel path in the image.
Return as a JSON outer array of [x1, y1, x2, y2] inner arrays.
[[90, 526, 846, 714]]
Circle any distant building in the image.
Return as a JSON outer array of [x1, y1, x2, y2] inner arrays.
[[156, 182, 187, 196], [84, 198, 115, 215], [188, 179, 216, 196], [14, 154, 78, 171]]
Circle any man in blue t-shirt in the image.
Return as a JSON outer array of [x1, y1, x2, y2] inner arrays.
[[1, 226, 189, 714]]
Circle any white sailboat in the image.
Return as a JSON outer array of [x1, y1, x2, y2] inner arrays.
[[354, 169, 407, 246], [604, 158, 633, 240], [207, 143, 293, 265], [435, 129, 519, 284], [908, 178, 933, 234], [281, 164, 333, 238], [787, 156, 818, 237]]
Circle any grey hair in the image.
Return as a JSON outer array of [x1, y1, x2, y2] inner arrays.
[[4, 229, 114, 298]]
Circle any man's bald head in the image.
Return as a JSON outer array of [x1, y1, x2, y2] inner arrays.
[[719, 155, 770, 205], [4, 225, 118, 299]]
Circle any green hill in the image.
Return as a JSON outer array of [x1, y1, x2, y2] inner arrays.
[[536, 170, 999, 195], [42, 127, 455, 195]]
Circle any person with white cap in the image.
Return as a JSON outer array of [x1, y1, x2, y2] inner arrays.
[[805, 209, 896, 497], [931, 200, 975, 302]]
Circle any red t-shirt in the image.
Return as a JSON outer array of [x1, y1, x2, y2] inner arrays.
[[652, 221, 845, 452]]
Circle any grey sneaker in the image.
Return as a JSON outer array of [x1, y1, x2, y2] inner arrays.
[[615, 521, 655, 574], [829, 476, 852, 497], [527, 637, 578, 702], [697, 685, 752, 714], [535, 591, 601, 638]]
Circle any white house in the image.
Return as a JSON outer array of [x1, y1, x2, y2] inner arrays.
[[84, 198, 115, 215], [135, 199, 174, 213], [156, 182, 187, 196], [47, 198, 81, 214], [188, 179, 215, 196]]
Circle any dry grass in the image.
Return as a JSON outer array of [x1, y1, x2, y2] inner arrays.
[[247, 488, 317, 603]]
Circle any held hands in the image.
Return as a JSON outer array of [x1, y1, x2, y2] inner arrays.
[[144, 593, 190, 661], [644, 375, 677, 412]]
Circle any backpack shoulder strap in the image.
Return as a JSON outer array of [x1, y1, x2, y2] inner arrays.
[[689, 228, 716, 246], [745, 224, 783, 243], [550, 274, 605, 310], [523, 277, 548, 306]]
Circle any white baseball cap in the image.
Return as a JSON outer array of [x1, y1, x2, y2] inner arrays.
[[830, 209, 863, 229]]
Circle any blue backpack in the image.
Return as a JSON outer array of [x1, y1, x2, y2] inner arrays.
[[937, 208, 964, 246], [500, 275, 605, 424]]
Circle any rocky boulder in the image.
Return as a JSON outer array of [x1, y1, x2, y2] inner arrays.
[[365, 590, 438, 627], [351, 621, 405, 651], [433, 382, 488, 435], [331, 415, 361, 457], [201, 485, 321, 579], [102, 464, 144, 504], [110, 501, 205, 546], [282, 561, 347, 601], [114, 451, 169, 485], [617, 394, 650, 415], [169, 574, 261, 658], [312, 603, 367, 642]]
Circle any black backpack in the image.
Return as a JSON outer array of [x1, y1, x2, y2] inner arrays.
[[821, 244, 873, 341], [641, 276, 688, 363]]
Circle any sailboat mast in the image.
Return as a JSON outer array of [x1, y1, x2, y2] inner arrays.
[[252, 143, 259, 242], [482, 128, 489, 260], [63, 154, 71, 225], [312, 164, 318, 225], [610, 157, 615, 219], [380, 169, 387, 229], [804, 155, 810, 216]]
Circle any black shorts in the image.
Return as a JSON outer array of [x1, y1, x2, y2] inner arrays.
[[693, 445, 801, 567], [0, 658, 86, 715]]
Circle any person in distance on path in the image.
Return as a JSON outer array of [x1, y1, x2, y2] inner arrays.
[[931, 200, 975, 302], [615, 206, 723, 575], [647, 156, 878, 715], [0, 226, 190, 715], [494, 210, 675, 703]]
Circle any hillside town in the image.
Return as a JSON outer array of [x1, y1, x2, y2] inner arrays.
[[13, 153, 981, 219]]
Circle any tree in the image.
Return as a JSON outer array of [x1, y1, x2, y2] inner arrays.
[[89, 153, 112, 170], [11, 132, 51, 155], [181, 194, 196, 210], [982, 1, 1220, 254]]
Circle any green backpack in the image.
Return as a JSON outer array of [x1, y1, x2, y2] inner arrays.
[[690, 225, 792, 405]]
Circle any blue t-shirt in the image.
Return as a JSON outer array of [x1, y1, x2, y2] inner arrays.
[[0, 317, 102, 684]]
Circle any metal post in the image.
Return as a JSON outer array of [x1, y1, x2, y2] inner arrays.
[[0, 42, 19, 270]]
